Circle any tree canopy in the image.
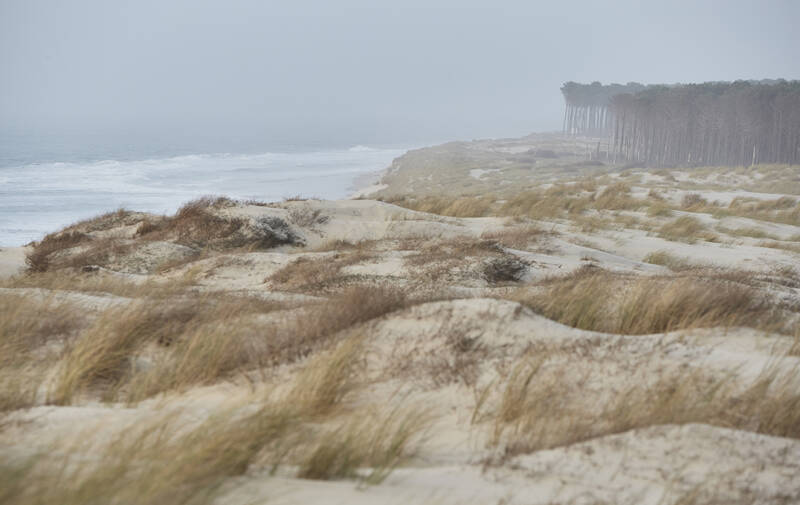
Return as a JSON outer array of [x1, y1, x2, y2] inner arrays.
[[561, 80, 800, 166]]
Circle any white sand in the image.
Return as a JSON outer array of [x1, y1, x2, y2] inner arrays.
[[0, 246, 26, 278]]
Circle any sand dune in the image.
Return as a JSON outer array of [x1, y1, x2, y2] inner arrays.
[[2, 139, 799, 504]]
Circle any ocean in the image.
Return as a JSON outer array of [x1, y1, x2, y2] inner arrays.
[[0, 140, 407, 246]]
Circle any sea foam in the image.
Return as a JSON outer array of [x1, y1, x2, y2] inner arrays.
[[0, 146, 404, 246]]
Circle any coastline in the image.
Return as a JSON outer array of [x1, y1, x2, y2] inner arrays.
[[347, 165, 390, 199]]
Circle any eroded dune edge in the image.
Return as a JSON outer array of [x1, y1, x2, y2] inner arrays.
[[2, 136, 800, 505]]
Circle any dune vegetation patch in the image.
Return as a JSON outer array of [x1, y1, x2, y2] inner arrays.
[[510, 266, 787, 335], [657, 216, 719, 243], [0, 283, 411, 407], [477, 352, 800, 459], [267, 248, 376, 293], [24, 197, 303, 274], [642, 250, 696, 271], [2, 371, 430, 505]]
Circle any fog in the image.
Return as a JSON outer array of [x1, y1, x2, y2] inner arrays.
[[2, 0, 798, 150]]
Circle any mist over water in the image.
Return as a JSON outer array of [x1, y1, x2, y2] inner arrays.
[[2, 1, 798, 245], [0, 144, 406, 246]]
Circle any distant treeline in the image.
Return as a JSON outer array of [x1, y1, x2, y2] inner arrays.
[[561, 81, 646, 136], [561, 80, 800, 166]]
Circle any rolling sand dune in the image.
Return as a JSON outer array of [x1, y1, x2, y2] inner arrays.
[[2, 137, 799, 504]]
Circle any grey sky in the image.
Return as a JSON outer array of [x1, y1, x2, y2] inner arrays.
[[1, 0, 798, 147]]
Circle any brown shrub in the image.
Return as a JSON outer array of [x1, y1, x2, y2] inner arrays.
[[25, 231, 91, 272]]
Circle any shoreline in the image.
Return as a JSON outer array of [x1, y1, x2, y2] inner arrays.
[[348, 167, 389, 199]]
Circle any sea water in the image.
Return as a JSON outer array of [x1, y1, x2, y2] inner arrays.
[[0, 144, 406, 246]]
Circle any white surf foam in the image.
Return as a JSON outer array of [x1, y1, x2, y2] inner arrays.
[[0, 146, 405, 246]]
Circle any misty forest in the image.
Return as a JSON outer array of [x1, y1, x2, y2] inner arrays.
[[562, 79, 800, 166]]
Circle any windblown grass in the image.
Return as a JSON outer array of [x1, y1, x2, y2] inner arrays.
[[290, 334, 365, 416], [297, 405, 429, 483], [658, 216, 719, 243], [40, 286, 407, 405], [642, 250, 696, 271], [512, 267, 782, 335], [386, 195, 496, 217], [3, 357, 431, 504], [0, 294, 86, 411], [479, 353, 800, 459]]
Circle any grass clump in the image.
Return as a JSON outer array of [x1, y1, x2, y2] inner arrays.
[[658, 216, 719, 243], [479, 354, 800, 459], [642, 250, 695, 271], [387, 195, 496, 217], [297, 405, 429, 483], [267, 248, 374, 292], [512, 267, 777, 335], [291, 334, 365, 416], [24, 197, 302, 274], [49, 295, 283, 404], [0, 294, 86, 411]]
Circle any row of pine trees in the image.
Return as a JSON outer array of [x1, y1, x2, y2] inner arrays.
[[561, 80, 800, 166]]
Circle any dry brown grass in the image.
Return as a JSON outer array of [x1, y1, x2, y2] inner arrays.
[[297, 404, 429, 483], [2, 350, 431, 504], [758, 240, 800, 254], [48, 294, 286, 404], [642, 250, 696, 271], [268, 248, 374, 292], [136, 196, 302, 251], [499, 187, 589, 219], [593, 182, 641, 211], [267, 286, 408, 365], [480, 224, 548, 250], [478, 353, 800, 459], [3, 283, 409, 408], [716, 225, 778, 240], [0, 294, 86, 411], [387, 194, 496, 217], [290, 334, 365, 416], [0, 401, 295, 505], [658, 216, 719, 243], [402, 236, 501, 284], [511, 267, 780, 335], [24, 197, 303, 274], [1, 270, 198, 298], [647, 202, 673, 217]]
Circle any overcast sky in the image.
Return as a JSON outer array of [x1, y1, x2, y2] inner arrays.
[[1, 0, 798, 149]]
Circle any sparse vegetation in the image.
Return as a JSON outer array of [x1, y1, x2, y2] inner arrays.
[[658, 216, 719, 243], [511, 267, 785, 335], [4, 183, 800, 504], [643, 250, 695, 271], [25, 196, 303, 274], [479, 353, 800, 458]]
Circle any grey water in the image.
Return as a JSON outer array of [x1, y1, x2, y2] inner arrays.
[[0, 131, 409, 246]]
